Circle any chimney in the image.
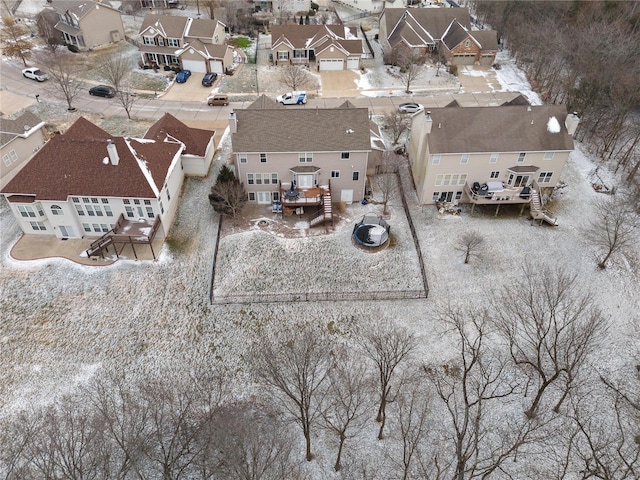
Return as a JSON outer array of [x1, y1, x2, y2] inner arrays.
[[229, 111, 237, 134], [107, 139, 119, 165], [424, 111, 432, 134], [565, 112, 580, 136]]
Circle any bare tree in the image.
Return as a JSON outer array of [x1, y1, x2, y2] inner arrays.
[[374, 151, 401, 215], [278, 64, 317, 91], [455, 231, 485, 264], [382, 112, 411, 145], [495, 263, 610, 418], [209, 401, 301, 480], [424, 308, 537, 480], [209, 165, 247, 217], [359, 322, 416, 440], [0, 409, 40, 480], [1, 16, 33, 66], [397, 50, 425, 94], [587, 197, 638, 269], [39, 51, 84, 111], [255, 326, 331, 461], [96, 52, 130, 93], [320, 351, 375, 471]]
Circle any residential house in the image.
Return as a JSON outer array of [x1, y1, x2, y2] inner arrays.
[[230, 96, 371, 224], [253, 0, 311, 15], [333, 0, 384, 14], [271, 24, 364, 70], [407, 102, 579, 220], [1, 112, 47, 190], [138, 14, 233, 74], [45, 0, 125, 50], [379, 7, 497, 65], [1, 115, 215, 244]]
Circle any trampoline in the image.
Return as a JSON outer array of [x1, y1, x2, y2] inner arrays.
[[353, 214, 390, 248]]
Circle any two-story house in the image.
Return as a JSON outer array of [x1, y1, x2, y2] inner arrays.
[[230, 96, 371, 225], [45, 0, 125, 50], [1, 112, 47, 189], [270, 24, 364, 70], [379, 7, 497, 65], [407, 101, 579, 222], [1, 115, 215, 255], [138, 14, 233, 74], [253, 0, 311, 15]]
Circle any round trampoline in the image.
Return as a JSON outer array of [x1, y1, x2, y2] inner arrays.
[[353, 214, 390, 248]]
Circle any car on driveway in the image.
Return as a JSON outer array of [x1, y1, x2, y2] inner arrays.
[[22, 67, 48, 82], [202, 72, 218, 87], [398, 102, 424, 114], [89, 85, 116, 98], [176, 70, 191, 83]]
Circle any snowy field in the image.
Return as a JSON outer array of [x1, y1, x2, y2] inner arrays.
[[1, 4, 639, 476]]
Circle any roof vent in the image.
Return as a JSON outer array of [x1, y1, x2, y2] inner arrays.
[[346, 129, 354, 134]]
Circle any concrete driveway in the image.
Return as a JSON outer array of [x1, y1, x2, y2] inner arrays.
[[317, 70, 360, 98], [159, 72, 218, 103]]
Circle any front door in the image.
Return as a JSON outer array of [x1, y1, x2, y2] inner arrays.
[[59, 225, 75, 238], [341, 189, 353, 204]]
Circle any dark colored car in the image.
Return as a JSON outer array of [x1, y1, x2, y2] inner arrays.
[[202, 72, 218, 87], [175, 70, 191, 83], [89, 85, 116, 98]]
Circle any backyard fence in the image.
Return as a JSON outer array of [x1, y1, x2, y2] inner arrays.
[[360, 24, 375, 59], [208, 215, 223, 304], [211, 289, 426, 305]]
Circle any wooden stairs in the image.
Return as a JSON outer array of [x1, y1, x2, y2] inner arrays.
[[529, 189, 558, 226], [86, 231, 115, 258], [309, 190, 332, 227]]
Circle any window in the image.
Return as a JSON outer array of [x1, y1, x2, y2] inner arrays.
[[101, 198, 109, 204], [277, 51, 289, 61], [299, 153, 313, 163], [104, 206, 113, 217], [82, 223, 91, 232], [75, 204, 84, 216], [538, 171, 553, 183], [464, 39, 470, 47], [82, 197, 90, 203], [341, 152, 350, 160], [167, 38, 180, 47], [432, 155, 441, 165], [294, 50, 306, 59], [35, 204, 44, 216], [239, 154, 247, 164], [544, 151, 555, 160], [157, 37, 164, 46], [352, 171, 360, 181], [271, 173, 278, 184], [29, 221, 46, 231], [490, 171, 500, 179], [247, 173, 254, 185], [123, 199, 130, 204], [255, 174, 262, 185], [432, 192, 440, 201], [272, 192, 279, 201], [85, 205, 95, 216], [490, 153, 499, 163], [17, 205, 36, 218], [92, 224, 101, 232], [517, 152, 526, 162], [166, 190, 171, 201], [455, 191, 463, 200], [461, 154, 469, 165], [146, 207, 155, 218], [133, 199, 140, 205], [125, 206, 134, 218], [260, 153, 267, 163], [51, 205, 63, 215], [435, 174, 467, 186], [72, 197, 79, 203], [91, 198, 98, 203], [143, 36, 155, 45], [94, 206, 103, 216], [143, 199, 151, 205], [331, 170, 340, 178], [248, 192, 256, 201], [2, 154, 10, 167], [159, 201, 164, 214]]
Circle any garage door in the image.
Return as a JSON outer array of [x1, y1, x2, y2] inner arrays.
[[181, 59, 207, 73], [319, 59, 344, 71], [346, 57, 359, 69], [209, 60, 223, 74]]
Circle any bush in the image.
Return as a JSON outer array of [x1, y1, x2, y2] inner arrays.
[[448, 64, 458, 76], [66, 44, 79, 53], [310, 1, 319, 10], [164, 65, 172, 71], [143, 64, 153, 69]]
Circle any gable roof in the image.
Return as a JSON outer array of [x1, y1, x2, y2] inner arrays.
[[176, 39, 231, 60], [271, 24, 362, 54], [1, 117, 182, 201], [232, 101, 370, 153], [144, 113, 213, 157], [441, 20, 479, 50], [139, 14, 189, 38], [50, 0, 119, 20], [0, 112, 45, 148], [185, 17, 225, 38], [382, 8, 472, 48], [423, 105, 575, 154], [470, 30, 499, 51], [247, 94, 284, 110]]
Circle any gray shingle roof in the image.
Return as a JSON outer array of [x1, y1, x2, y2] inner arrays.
[[423, 105, 575, 154], [384, 8, 471, 48], [0, 112, 44, 148], [140, 14, 189, 38], [232, 102, 371, 153]]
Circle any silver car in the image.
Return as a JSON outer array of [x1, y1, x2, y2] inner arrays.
[[22, 67, 48, 82], [398, 102, 425, 114]]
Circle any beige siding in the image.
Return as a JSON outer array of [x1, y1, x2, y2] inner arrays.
[[0, 130, 47, 189], [80, 6, 124, 48]]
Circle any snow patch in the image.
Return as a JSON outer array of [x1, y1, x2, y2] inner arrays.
[[547, 116, 561, 133]]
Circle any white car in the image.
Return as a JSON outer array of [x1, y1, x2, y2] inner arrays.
[[398, 102, 424, 114], [22, 67, 48, 82], [276, 91, 307, 105]]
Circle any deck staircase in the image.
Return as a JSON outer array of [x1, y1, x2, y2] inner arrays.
[[529, 189, 558, 226], [309, 190, 332, 227], [85, 231, 115, 258]]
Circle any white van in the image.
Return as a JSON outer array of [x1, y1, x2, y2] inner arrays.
[[276, 91, 307, 105]]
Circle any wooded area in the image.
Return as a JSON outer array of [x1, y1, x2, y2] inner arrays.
[[472, 0, 640, 207]]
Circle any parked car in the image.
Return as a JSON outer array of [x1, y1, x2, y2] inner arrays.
[[276, 91, 307, 105], [398, 102, 424, 114], [207, 94, 229, 106], [89, 85, 116, 98], [202, 72, 218, 87], [175, 70, 191, 83], [22, 67, 48, 82]]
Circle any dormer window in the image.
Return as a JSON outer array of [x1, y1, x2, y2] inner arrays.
[[143, 36, 155, 46], [157, 37, 165, 46], [167, 38, 180, 47]]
